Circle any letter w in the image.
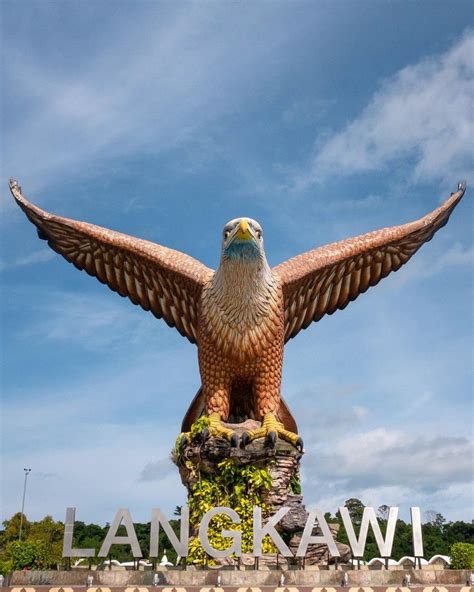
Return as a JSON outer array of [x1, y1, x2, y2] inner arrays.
[[338, 506, 398, 558]]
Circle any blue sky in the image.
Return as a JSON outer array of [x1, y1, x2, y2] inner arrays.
[[1, 1, 473, 526]]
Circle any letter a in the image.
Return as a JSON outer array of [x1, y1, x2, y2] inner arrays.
[[98, 508, 142, 558], [297, 508, 340, 557]]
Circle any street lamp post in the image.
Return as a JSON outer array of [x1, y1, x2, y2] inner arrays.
[[19, 468, 31, 541]]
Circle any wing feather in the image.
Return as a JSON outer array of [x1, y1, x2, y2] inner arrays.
[[10, 179, 212, 344], [274, 183, 467, 342]]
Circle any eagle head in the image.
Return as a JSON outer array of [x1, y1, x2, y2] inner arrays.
[[221, 218, 264, 262]]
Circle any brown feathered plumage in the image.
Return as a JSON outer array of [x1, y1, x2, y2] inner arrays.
[[9, 179, 467, 441]]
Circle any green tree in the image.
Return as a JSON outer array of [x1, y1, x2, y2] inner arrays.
[[71, 521, 107, 563], [0, 514, 64, 570], [28, 516, 64, 568], [425, 510, 446, 529], [1, 506, 473, 570], [6, 540, 39, 570], [1, 513, 30, 544], [344, 498, 365, 525], [0, 559, 13, 576], [377, 505, 390, 520], [336, 500, 420, 561], [29, 516, 63, 542]]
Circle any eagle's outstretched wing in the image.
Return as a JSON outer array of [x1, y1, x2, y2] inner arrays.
[[274, 182, 467, 342], [10, 179, 212, 344]]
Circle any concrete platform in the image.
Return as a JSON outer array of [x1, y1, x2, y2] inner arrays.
[[6, 569, 473, 588], [1, 585, 474, 592]]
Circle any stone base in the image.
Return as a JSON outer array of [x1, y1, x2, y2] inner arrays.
[[173, 420, 351, 566], [9, 568, 473, 587]]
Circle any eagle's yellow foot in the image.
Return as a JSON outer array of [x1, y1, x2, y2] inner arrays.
[[179, 414, 239, 448], [241, 413, 304, 451], [197, 412, 239, 447]]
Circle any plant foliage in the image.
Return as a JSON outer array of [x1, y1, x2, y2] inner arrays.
[[289, 473, 301, 495], [187, 458, 275, 565], [450, 542, 474, 569], [1, 499, 473, 571]]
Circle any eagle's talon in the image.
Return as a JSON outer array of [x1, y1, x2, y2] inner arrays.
[[206, 412, 238, 444], [240, 431, 250, 448], [243, 412, 302, 450], [200, 427, 210, 442], [180, 434, 189, 448], [266, 431, 277, 448], [296, 436, 304, 452]]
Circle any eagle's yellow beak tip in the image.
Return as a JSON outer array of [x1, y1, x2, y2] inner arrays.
[[236, 219, 251, 240], [239, 219, 250, 233]]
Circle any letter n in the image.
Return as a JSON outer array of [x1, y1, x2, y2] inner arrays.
[[150, 507, 189, 558]]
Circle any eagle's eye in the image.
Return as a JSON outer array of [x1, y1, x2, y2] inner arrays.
[[256, 230, 262, 239], [224, 230, 230, 239]]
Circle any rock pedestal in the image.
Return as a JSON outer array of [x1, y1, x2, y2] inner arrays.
[[172, 419, 351, 567]]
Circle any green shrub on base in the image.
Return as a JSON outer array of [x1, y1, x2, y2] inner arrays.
[[187, 458, 275, 565], [0, 559, 13, 576]]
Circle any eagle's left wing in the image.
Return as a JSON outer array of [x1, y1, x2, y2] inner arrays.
[[273, 182, 467, 343], [10, 179, 212, 344]]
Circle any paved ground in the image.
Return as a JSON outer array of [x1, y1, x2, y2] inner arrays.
[[2, 585, 473, 591]]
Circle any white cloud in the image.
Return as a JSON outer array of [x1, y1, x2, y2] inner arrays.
[[307, 428, 473, 490], [1, 8, 471, 525], [284, 282, 473, 520], [139, 458, 175, 482], [1, 421, 185, 524], [0, 248, 54, 270], [301, 31, 474, 187], [1, 4, 307, 198], [301, 427, 474, 521], [17, 289, 161, 351], [324, 193, 384, 213], [293, 398, 369, 436], [308, 482, 474, 523], [388, 242, 474, 287], [1, 327, 197, 522]]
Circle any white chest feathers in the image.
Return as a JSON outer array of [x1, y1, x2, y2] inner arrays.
[[200, 259, 282, 359]]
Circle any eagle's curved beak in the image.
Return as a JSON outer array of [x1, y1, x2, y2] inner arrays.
[[235, 219, 252, 240]]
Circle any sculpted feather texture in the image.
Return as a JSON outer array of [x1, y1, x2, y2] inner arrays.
[[9, 179, 467, 445], [201, 253, 281, 359]]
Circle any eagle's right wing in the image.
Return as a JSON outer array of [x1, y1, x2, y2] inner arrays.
[[274, 182, 467, 342], [10, 179, 213, 344]]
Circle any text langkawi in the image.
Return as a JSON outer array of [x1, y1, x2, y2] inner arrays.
[[63, 506, 424, 560]]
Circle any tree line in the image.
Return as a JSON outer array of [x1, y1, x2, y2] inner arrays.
[[325, 498, 473, 562], [1, 499, 472, 573]]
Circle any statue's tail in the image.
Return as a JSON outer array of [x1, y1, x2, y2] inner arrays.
[[278, 396, 298, 434], [181, 387, 298, 434], [181, 387, 207, 432]]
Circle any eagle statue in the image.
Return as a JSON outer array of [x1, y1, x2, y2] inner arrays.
[[10, 179, 467, 450]]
